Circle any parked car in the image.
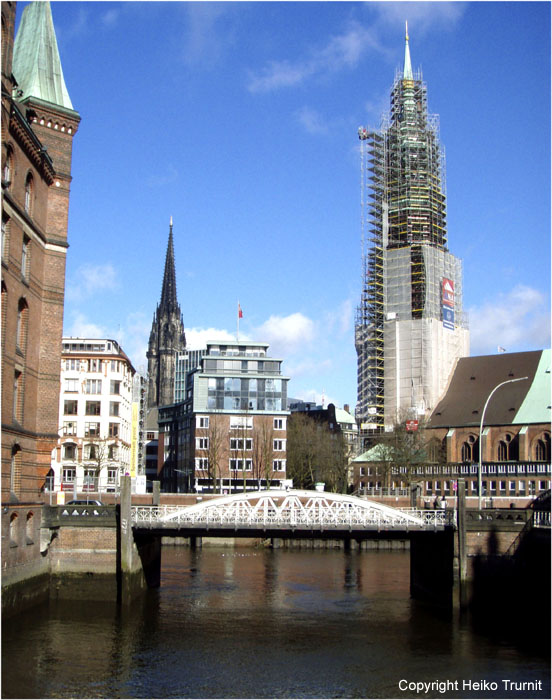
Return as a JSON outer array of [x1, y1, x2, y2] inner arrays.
[[66, 499, 103, 506]]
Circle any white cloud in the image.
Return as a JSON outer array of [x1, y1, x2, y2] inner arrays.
[[66, 263, 119, 302], [295, 106, 329, 135], [468, 285, 551, 356], [255, 312, 317, 356], [64, 312, 107, 340], [181, 2, 236, 68], [371, 2, 467, 34], [247, 21, 381, 93], [186, 327, 241, 350]]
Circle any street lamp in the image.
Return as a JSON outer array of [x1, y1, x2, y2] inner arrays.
[[478, 376, 528, 509]]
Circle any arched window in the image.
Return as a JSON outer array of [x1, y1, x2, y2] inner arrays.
[[3, 145, 13, 187], [9, 513, 18, 546], [534, 432, 550, 462], [13, 370, 23, 422], [85, 443, 98, 460], [497, 433, 518, 461], [16, 298, 28, 354], [63, 443, 77, 460], [10, 444, 22, 496], [24, 173, 33, 213], [21, 235, 30, 280], [26, 512, 34, 544], [2, 214, 9, 262], [461, 434, 478, 463], [1, 281, 7, 340]]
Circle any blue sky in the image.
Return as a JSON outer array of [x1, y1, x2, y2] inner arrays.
[[16, 1, 550, 410]]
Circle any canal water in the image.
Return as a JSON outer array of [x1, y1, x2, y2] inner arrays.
[[2, 547, 550, 699]]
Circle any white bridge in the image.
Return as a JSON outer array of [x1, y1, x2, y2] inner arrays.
[[131, 489, 450, 535]]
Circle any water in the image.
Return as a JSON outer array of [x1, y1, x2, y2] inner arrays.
[[2, 548, 550, 699]]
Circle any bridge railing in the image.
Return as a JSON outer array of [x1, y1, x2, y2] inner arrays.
[[130, 504, 449, 531]]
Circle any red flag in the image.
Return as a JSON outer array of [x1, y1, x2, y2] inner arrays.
[[238, 303, 243, 319]]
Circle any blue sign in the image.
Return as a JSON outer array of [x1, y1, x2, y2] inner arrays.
[[442, 306, 455, 330]]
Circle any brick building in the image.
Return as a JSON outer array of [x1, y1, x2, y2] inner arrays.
[[352, 350, 551, 507], [158, 340, 290, 493], [1, 1, 80, 596]]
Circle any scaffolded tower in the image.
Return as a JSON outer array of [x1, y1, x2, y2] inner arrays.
[[356, 25, 469, 434]]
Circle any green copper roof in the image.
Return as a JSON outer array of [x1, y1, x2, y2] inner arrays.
[[513, 349, 551, 424], [403, 21, 413, 80], [13, 1, 74, 110]]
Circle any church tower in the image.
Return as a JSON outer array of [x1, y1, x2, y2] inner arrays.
[[355, 25, 469, 435], [147, 219, 186, 408]]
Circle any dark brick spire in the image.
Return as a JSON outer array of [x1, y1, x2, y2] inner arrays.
[[147, 218, 186, 408], [159, 218, 178, 314]]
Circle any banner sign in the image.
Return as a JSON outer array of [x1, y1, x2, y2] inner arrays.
[[442, 306, 455, 330], [442, 278, 455, 307]]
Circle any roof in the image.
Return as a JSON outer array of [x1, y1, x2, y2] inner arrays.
[[13, 2, 74, 111], [428, 350, 550, 429], [334, 408, 357, 427], [353, 444, 394, 463]]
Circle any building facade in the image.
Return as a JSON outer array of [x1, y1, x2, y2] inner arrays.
[[355, 27, 469, 435], [146, 218, 186, 409], [352, 350, 551, 507], [50, 338, 136, 495], [2, 1, 79, 503], [158, 340, 290, 493]]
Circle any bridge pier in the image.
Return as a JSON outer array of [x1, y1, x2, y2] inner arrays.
[[119, 476, 149, 603]]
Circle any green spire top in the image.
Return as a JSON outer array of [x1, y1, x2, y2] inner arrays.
[[403, 21, 413, 80], [13, 1, 74, 110]]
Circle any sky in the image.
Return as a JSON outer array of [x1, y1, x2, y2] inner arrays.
[[15, 1, 551, 410]]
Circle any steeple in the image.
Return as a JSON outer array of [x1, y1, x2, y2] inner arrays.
[[159, 218, 178, 314], [403, 21, 413, 80], [12, 2, 74, 110]]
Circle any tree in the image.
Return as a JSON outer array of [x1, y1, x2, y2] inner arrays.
[[200, 414, 225, 493], [287, 413, 319, 489], [251, 417, 275, 489], [370, 413, 431, 487]]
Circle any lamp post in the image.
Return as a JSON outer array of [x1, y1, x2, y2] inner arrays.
[[478, 376, 528, 509]]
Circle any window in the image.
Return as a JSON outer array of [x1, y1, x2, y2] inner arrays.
[[360, 467, 366, 476], [110, 380, 121, 395], [85, 444, 98, 460], [110, 360, 120, 372], [10, 445, 22, 496], [85, 422, 100, 437], [21, 235, 30, 280], [230, 416, 252, 430], [274, 418, 285, 430], [64, 399, 78, 415], [26, 512, 34, 545], [273, 460, 286, 472], [64, 378, 79, 392], [196, 437, 209, 450], [108, 444, 118, 460], [84, 379, 102, 394], [16, 299, 28, 354], [9, 513, 18, 546], [461, 434, 478, 462], [197, 416, 209, 429], [273, 439, 285, 451], [87, 358, 102, 372], [62, 467, 76, 483], [230, 458, 252, 471], [508, 481, 516, 493], [24, 173, 33, 213], [63, 443, 77, 460], [63, 421, 77, 436], [109, 423, 119, 438], [518, 480, 526, 494], [107, 468, 117, 485], [230, 438, 252, 451], [109, 402, 120, 417], [3, 147, 13, 187], [85, 401, 101, 415], [196, 457, 209, 470], [13, 370, 22, 421], [534, 433, 550, 461]]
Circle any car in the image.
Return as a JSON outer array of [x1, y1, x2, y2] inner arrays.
[[66, 499, 103, 506]]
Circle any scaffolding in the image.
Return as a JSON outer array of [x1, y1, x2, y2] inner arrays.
[[356, 65, 460, 435]]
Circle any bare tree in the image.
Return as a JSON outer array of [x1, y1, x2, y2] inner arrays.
[[251, 417, 275, 489], [201, 414, 225, 493]]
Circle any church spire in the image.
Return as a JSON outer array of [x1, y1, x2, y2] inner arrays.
[[159, 218, 178, 313], [403, 21, 413, 80], [12, 1, 74, 110]]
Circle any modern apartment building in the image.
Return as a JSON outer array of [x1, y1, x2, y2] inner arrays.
[[355, 26, 469, 436], [158, 340, 290, 493], [50, 338, 137, 495]]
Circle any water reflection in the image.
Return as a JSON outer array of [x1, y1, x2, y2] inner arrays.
[[2, 548, 550, 699]]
